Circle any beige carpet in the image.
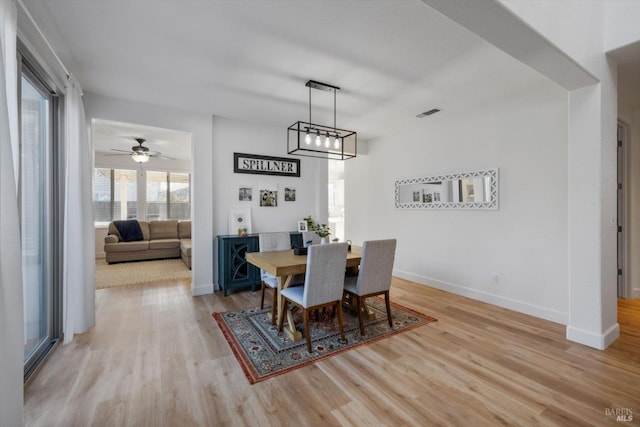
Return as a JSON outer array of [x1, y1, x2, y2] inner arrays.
[[95, 258, 191, 289]]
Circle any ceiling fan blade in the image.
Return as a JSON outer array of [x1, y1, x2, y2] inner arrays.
[[102, 153, 131, 156], [110, 148, 132, 153], [152, 154, 177, 160]]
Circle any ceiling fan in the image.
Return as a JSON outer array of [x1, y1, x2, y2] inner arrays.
[[107, 138, 175, 163]]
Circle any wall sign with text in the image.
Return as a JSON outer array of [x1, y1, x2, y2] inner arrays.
[[233, 152, 300, 177]]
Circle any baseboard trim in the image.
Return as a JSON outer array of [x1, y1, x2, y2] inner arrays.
[[632, 288, 640, 299], [393, 269, 568, 325], [566, 323, 620, 350], [192, 282, 214, 296]]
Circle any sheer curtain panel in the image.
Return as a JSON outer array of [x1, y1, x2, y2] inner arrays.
[[0, 1, 25, 425], [62, 74, 95, 344]]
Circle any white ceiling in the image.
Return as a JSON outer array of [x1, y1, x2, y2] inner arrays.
[[20, 0, 639, 152], [92, 119, 192, 160], [609, 41, 640, 115]]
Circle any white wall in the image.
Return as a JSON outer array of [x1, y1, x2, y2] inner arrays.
[[422, 0, 626, 349], [347, 77, 570, 323], [83, 93, 214, 295], [605, 0, 640, 300], [620, 106, 640, 299], [633, 109, 640, 298], [499, 0, 623, 351], [211, 116, 327, 287]]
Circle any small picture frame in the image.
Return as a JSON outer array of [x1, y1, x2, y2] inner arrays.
[[285, 187, 296, 202], [297, 220, 308, 232], [239, 186, 252, 201], [260, 189, 278, 207]]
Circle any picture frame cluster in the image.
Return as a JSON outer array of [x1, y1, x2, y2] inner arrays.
[[238, 185, 296, 207]]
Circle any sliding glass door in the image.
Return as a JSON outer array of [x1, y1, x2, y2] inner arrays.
[[20, 59, 60, 379]]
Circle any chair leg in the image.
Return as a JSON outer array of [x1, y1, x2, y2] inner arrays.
[[260, 282, 266, 309], [304, 309, 312, 353], [336, 302, 345, 343], [356, 296, 365, 336], [278, 299, 288, 332], [271, 286, 277, 325], [384, 291, 393, 328]]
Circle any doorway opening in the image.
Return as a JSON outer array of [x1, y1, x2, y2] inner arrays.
[[91, 119, 193, 287]]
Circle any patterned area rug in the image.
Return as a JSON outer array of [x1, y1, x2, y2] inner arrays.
[[95, 258, 191, 289], [213, 298, 437, 384]]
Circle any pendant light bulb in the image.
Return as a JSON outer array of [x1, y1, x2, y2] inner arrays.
[[305, 132, 311, 144], [334, 136, 340, 149], [325, 133, 330, 148], [315, 131, 321, 146]]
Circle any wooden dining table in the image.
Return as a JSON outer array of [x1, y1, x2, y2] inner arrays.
[[246, 245, 362, 341]]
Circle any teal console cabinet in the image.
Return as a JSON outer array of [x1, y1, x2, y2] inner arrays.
[[216, 232, 304, 296], [217, 235, 259, 296]]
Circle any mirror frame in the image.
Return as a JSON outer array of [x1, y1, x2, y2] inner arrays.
[[395, 168, 499, 209]]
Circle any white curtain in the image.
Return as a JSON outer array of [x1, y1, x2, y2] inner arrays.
[[62, 74, 95, 344], [0, 1, 24, 425]]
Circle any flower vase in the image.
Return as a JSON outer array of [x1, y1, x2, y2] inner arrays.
[[320, 237, 329, 244]]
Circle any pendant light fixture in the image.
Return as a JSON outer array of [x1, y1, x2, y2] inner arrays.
[[287, 80, 357, 160]]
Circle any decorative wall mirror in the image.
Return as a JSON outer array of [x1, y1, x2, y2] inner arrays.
[[395, 169, 499, 209]]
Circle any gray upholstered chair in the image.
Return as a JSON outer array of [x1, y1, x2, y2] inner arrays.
[[279, 242, 349, 353], [302, 231, 320, 247], [258, 232, 292, 324], [343, 239, 397, 336]]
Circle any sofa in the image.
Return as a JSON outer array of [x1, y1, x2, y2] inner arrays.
[[104, 220, 192, 268]]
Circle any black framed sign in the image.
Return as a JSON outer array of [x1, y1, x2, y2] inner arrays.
[[233, 152, 300, 177]]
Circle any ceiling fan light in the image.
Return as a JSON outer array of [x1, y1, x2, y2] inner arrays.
[[131, 153, 150, 163]]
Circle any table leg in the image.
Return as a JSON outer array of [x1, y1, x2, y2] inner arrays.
[[343, 294, 375, 320], [276, 275, 302, 341], [361, 299, 375, 320]]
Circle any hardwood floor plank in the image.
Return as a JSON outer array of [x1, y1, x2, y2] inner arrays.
[[24, 277, 640, 426]]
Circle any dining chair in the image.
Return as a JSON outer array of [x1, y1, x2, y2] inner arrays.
[[343, 239, 397, 336], [302, 231, 320, 247], [258, 232, 292, 324], [279, 242, 349, 353]]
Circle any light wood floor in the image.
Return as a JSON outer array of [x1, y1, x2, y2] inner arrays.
[[24, 278, 640, 426]]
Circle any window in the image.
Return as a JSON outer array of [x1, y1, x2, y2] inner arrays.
[[146, 171, 191, 220], [328, 160, 345, 241], [93, 168, 137, 222], [93, 168, 190, 222]]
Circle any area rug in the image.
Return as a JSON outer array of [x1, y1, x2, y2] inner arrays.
[[213, 298, 436, 384], [95, 258, 191, 289]]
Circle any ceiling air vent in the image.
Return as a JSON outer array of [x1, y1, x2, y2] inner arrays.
[[416, 108, 441, 118]]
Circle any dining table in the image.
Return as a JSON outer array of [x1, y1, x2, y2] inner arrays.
[[246, 245, 362, 341]]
